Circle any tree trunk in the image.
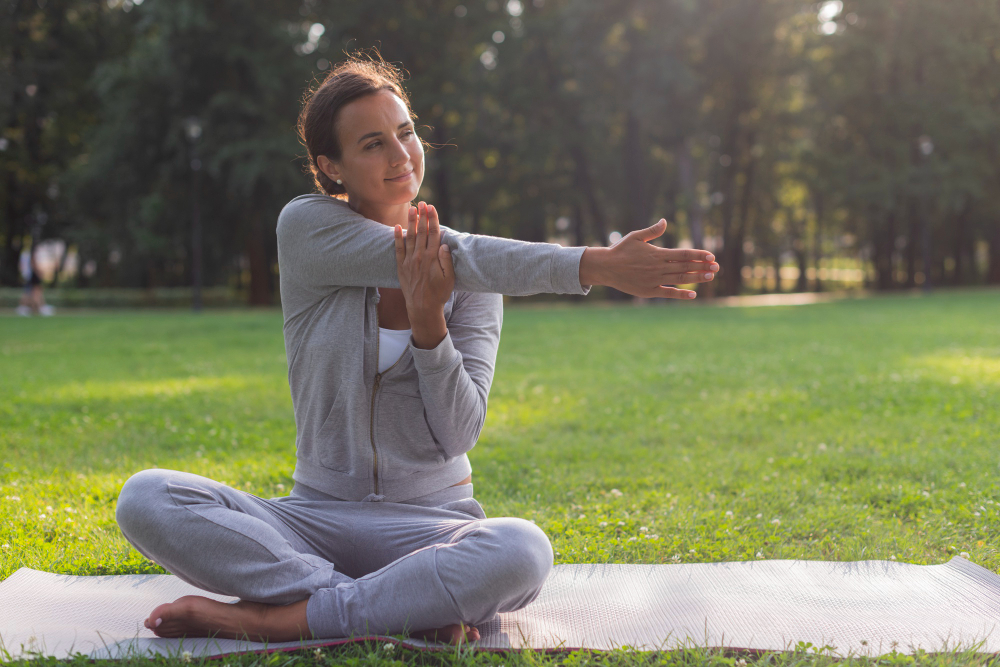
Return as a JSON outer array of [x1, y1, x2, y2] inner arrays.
[[2, 175, 26, 286], [246, 209, 272, 306], [677, 138, 705, 251], [572, 202, 587, 248], [623, 110, 647, 232], [951, 198, 970, 285], [811, 190, 824, 292], [795, 248, 808, 293], [989, 222, 1000, 284], [570, 145, 609, 245], [873, 209, 895, 290], [904, 200, 918, 288]]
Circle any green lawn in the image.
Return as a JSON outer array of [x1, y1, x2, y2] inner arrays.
[[1, 289, 999, 666]]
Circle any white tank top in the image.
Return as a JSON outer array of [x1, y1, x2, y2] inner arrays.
[[378, 326, 412, 373]]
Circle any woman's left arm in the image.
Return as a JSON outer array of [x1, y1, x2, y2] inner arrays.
[[394, 209, 501, 457], [409, 292, 502, 458]]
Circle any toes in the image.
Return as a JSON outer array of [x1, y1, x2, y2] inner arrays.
[[145, 602, 173, 630]]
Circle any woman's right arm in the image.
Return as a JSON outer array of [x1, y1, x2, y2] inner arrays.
[[277, 194, 588, 297], [276, 194, 717, 299]]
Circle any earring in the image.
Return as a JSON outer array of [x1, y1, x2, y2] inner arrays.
[[336, 179, 342, 185]]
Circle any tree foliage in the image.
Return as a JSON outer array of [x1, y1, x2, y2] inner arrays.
[[1, 0, 998, 299]]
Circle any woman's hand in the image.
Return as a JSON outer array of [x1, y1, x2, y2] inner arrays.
[[394, 202, 454, 349], [579, 220, 718, 299]]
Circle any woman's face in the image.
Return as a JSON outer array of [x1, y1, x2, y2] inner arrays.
[[324, 89, 424, 207]]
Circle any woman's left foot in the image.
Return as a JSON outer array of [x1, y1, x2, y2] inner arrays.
[[144, 595, 311, 642]]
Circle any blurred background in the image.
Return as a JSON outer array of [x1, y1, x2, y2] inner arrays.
[[2, 0, 999, 308]]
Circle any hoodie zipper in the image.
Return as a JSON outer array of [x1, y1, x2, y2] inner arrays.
[[371, 291, 406, 496]]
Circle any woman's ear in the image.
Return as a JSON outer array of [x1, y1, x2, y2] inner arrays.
[[316, 155, 341, 183]]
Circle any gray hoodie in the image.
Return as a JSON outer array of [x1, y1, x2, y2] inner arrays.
[[276, 194, 591, 502]]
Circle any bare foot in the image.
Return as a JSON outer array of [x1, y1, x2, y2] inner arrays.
[[143, 595, 311, 642], [410, 623, 480, 645]]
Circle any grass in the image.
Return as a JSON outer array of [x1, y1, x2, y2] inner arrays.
[[1, 289, 999, 665]]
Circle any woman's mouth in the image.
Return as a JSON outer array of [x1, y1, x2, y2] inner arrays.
[[386, 170, 413, 182]]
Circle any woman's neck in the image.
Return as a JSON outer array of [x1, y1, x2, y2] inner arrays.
[[348, 197, 409, 229]]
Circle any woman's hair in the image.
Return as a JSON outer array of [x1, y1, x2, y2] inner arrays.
[[298, 54, 416, 197]]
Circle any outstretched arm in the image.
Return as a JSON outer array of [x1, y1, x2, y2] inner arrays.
[[277, 195, 589, 298], [276, 194, 719, 302]]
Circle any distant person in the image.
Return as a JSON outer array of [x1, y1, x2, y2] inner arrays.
[[114, 56, 720, 645], [16, 250, 54, 317]]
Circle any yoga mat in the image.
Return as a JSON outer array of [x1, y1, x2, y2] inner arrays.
[[2, 557, 999, 660]]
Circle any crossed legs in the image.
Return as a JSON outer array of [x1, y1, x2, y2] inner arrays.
[[115, 469, 552, 643]]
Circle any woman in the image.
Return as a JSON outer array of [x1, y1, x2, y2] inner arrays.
[[114, 57, 719, 645]]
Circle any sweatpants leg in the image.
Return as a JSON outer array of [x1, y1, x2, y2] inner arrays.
[[115, 469, 347, 604], [115, 468, 553, 638], [305, 515, 552, 637]]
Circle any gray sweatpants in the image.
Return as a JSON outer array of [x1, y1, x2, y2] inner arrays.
[[115, 469, 553, 639]]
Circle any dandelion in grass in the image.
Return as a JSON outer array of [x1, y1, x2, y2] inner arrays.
[[610, 489, 623, 497], [599, 521, 607, 527], [182, 651, 193, 663], [725, 510, 733, 517], [889, 555, 896, 561], [756, 513, 763, 519], [756, 551, 764, 559], [627, 536, 637, 542], [960, 552, 970, 559], [639, 526, 648, 533], [383, 642, 396, 652], [770, 519, 780, 526], [314, 648, 323, 659], [671, 554, 681, 563]]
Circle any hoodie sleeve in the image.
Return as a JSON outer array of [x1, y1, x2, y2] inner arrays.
[[407, 290, 503, 458], [276, 194, 592, 301]]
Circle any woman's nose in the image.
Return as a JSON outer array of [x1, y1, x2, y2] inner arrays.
[[387, 138, 408, 167]]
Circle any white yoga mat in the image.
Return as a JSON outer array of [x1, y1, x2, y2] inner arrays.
[[2, 557, 999, 660]]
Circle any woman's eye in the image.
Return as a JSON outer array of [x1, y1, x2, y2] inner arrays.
[[401, 130, 414, 139], [366, 141, 381, 150]]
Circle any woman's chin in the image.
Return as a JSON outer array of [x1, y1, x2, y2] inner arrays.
[[383, 185, 420, 205]]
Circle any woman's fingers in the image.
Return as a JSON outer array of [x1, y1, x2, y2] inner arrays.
[[651, 286, 698, 299], [405, 206, 417, 255], [416, 202, 429, 252], [662, 270, 717, 284], [664, 261, 719, 274], [662, 248, 716, 263], [626, 219, 668, 244], [438, 243, 454, 280], [394, 225, 405, 263], [428, 204, 442, 249]]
